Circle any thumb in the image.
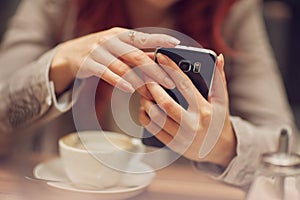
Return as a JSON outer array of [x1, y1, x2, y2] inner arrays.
[[210, 54, 227, 104], [216, 54, 227, 86], [198, 54, 228, 158]]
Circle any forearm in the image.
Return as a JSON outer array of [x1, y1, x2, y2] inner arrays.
[[0, 49, 70, 134]]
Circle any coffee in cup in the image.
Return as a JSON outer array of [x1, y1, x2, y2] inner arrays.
[[59, 131, 145, 189]]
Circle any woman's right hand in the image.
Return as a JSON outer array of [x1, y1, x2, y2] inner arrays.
[[50, 27, 180, 96]]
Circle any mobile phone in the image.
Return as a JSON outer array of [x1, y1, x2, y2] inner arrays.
[[142, 45, 217, 148]]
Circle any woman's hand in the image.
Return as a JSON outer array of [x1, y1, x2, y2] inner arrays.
[[139, 53, 236, 167], [50, 27, 180, 96]]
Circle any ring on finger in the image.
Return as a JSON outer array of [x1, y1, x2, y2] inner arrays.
[[128, 30, 136, 45]]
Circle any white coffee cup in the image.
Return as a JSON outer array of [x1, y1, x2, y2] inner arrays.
[[59, 131, 145, 189]]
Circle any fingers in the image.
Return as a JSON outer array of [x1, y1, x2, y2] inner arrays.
[[144, 75, 185, 125], [140, 97, 180, 135], [104, 38, 175, 89], [82, 57, 135, 93], [90, 44, 151, 98], [216, 54, 227, 87], [210, 54, 227, 104], [156, 53, 209, 111], [123, 49, 175, 89], [140, 96, 197, 144], [139, 106, 173, 145], [109, 58, 151, 98], [143, 74, 201, 134], [145, 52, 155, 60], [198, 54, 228, 159], [139, 105, 194, 148], [118, 31, 180, 49], [116, 30, 182, 89], [82, 28, 182, 96]]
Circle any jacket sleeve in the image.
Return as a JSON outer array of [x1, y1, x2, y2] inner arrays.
[[195, 0, 298, 187], [0, 0, 74, 135]]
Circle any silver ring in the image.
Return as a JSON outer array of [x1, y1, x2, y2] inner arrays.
[[128, 30, 136, 45]]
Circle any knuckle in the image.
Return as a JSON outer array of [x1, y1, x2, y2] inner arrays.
[[200, 109, 212, 123], [178, 79, 190, 91], [90, 45, 102, 58], [150, 110, 161, 122], [97, 35, 112, 45], [151, 69, 163, 79], [110, 77, 119, 86], [116, 63, 130, 75], [130, 50, 147, 63], [160, 100, 173, 111], [109, 27, 125, 34]]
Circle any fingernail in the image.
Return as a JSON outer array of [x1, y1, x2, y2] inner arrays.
[[164, 77, 175, 89], [145, 90, 153, 100], [218, 53, 225, 70], [157, 54, 175, 89], [219, 53, 224, 61], [167, 37, 180, 46], [120, 81, 135, 93], [157, 53, 168, 65]]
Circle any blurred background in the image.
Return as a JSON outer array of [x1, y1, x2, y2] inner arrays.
[[0, 0, 299, 129], [263, 0, 300, 129]]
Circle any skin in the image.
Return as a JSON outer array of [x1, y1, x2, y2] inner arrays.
[[50, 27, 179, 96], [139, 54, 236, 167], [50, 0, 236, 167], [50, 0, 179, 95]]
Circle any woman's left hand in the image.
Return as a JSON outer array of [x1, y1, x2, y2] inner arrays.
[[139, 53, 236, 167]]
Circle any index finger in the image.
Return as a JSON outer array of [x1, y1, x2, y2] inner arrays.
[[118, 30, 180, 49], [156, 53, 209, 111], [104, 37, 176, 89]]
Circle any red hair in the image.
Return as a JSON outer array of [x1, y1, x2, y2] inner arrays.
[[76, 0, 237, 55]]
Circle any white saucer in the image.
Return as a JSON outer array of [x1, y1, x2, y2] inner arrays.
[[33, 158, 155, 200]]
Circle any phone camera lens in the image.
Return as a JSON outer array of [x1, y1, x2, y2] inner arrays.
[[179, 60, 192, 72]]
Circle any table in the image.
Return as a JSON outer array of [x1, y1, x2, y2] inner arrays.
[[0, 153, 245, 200]]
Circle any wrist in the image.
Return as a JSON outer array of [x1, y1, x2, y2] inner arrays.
[[50, 46, 75, 95], [205, 118, 237, 167]]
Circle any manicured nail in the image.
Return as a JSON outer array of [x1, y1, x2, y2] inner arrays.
[[167, 37, 180, 46], [119, 81, 135, 93], [157, 53, 168, 65], [219, 53, 224, 61], [218, 53, 225, 70], [157, 54, 175, 89], [164, 77, 175, 89]]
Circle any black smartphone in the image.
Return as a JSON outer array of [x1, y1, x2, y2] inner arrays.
[[142, 45, 217, 148]]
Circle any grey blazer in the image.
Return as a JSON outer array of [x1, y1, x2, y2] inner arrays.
[[0, 0, 297, 186]]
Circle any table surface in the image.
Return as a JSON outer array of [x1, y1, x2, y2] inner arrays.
[[0, 153, 245, 200]]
